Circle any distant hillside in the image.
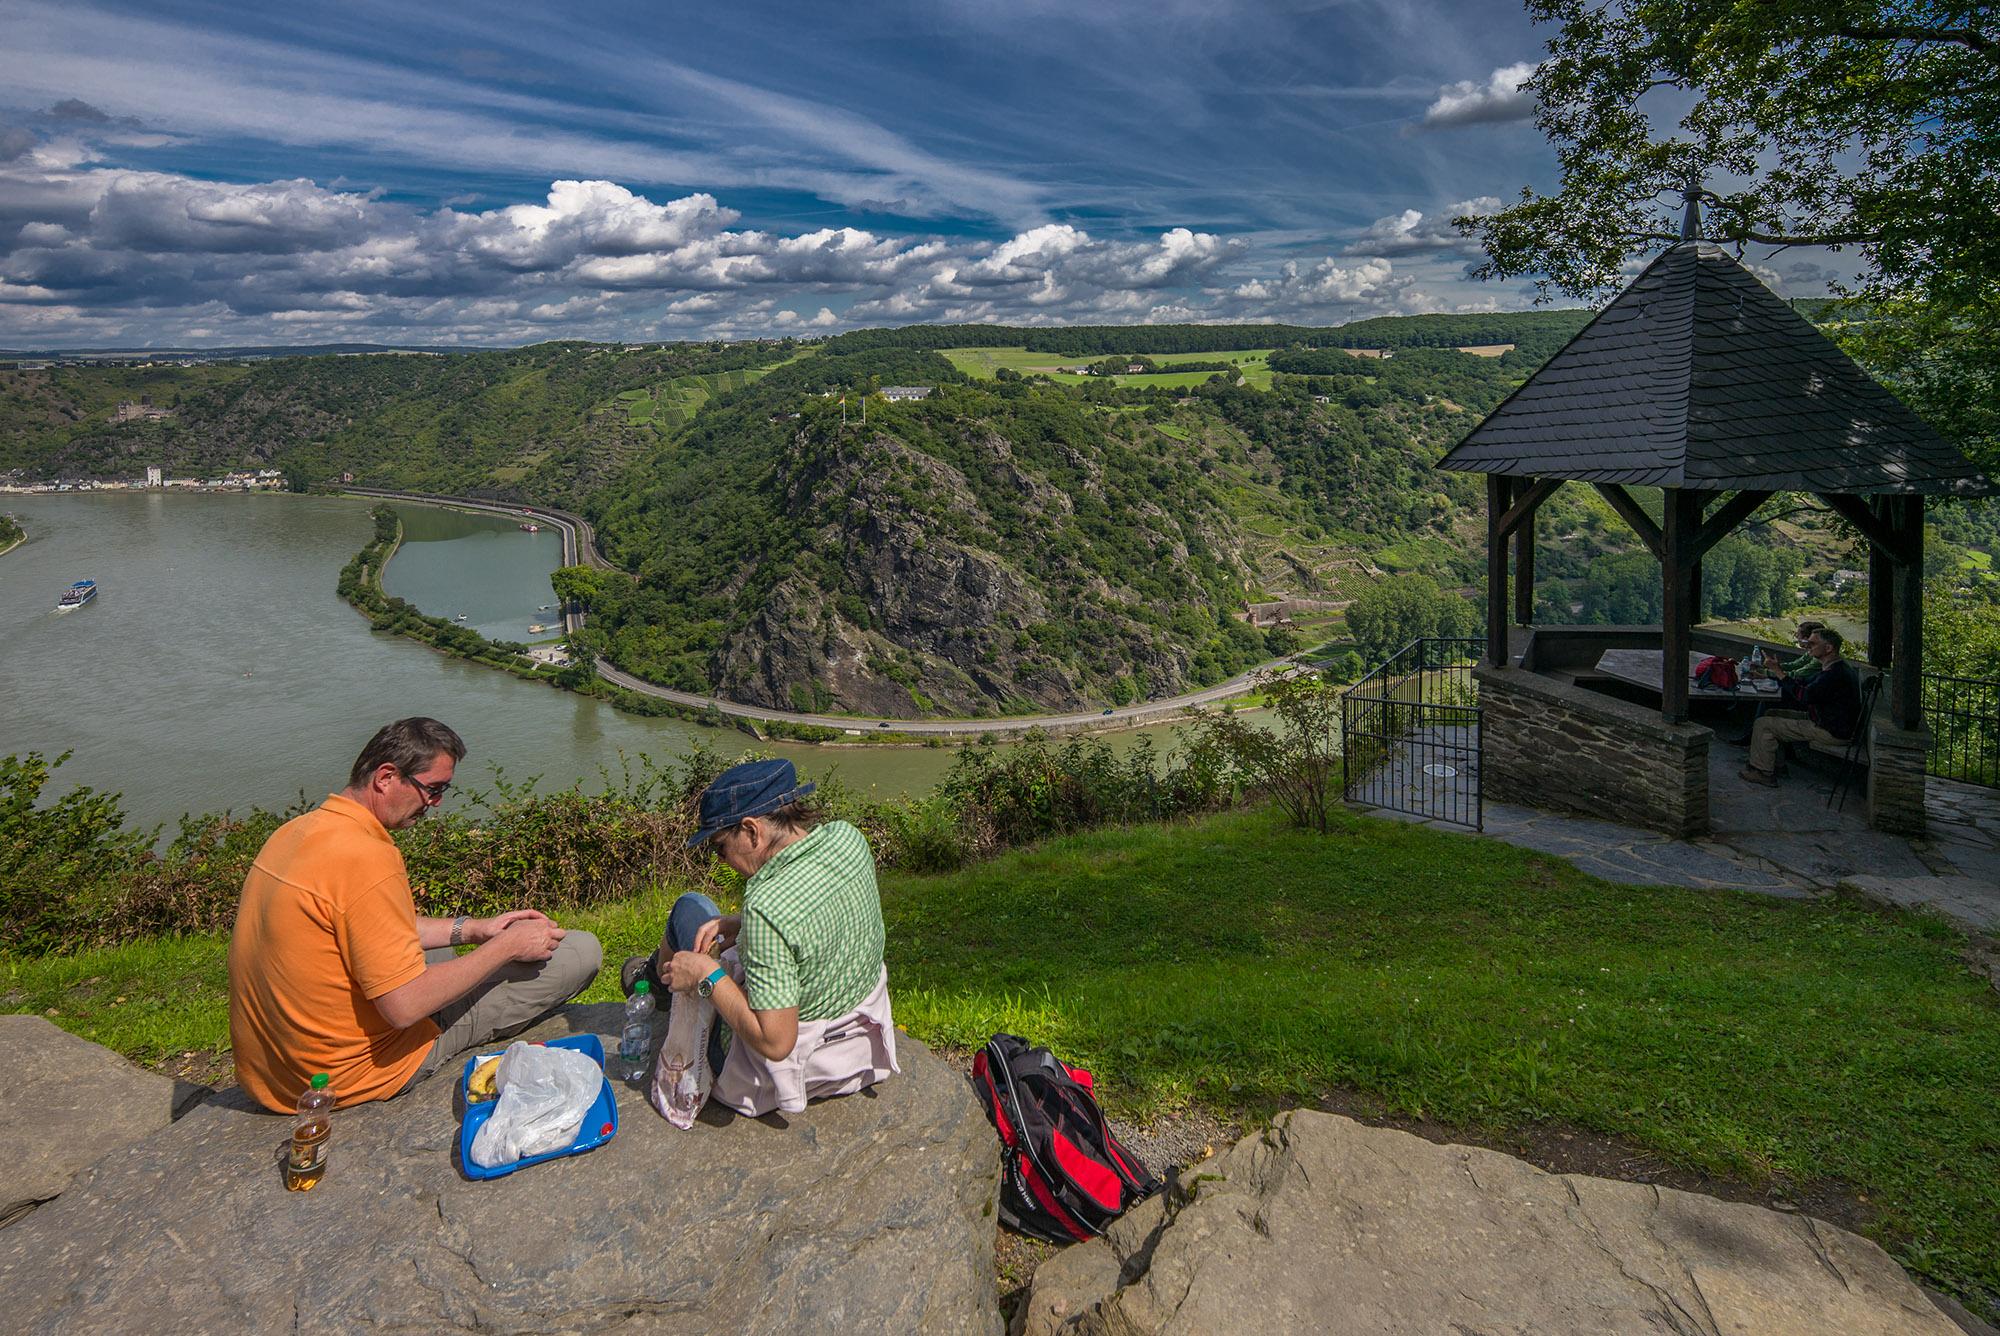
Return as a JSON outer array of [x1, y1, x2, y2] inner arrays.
[[818, 311, 1594, 360], [6, 308, 1897, 716], [0, 341, 800, 504]]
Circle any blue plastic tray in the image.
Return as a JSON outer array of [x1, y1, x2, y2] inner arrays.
[[458, 1033, 616, 1180]]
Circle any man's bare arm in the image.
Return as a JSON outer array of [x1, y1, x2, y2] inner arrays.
[[375, 917, 565, 1030]]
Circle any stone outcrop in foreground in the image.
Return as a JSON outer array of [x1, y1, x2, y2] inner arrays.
[[0, 1015, 199, 1226], [0, 1005, 1001, 1334], [1020, 1109, 1962, 1336]]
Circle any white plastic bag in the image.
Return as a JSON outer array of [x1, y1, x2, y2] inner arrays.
[[648, 984, 716, 1129], [469, 1040, 604, 1168]]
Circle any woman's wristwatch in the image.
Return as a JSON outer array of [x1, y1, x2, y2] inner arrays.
[[696, 966, 728, 998]]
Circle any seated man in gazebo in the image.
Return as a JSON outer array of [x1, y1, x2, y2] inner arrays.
[[1740, 628, 1862, 786]]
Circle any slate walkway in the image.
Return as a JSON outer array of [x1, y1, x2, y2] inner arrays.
[[1355, 729, 2000, 933]]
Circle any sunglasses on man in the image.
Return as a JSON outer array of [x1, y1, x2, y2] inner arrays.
[[400, 769, 452, 803]]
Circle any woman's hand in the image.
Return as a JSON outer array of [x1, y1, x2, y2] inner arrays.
[[691, 915, 740, 956], [666, 949, 721, 993]]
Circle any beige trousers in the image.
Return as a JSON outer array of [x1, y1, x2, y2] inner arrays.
[[1748, 710, 1841, 774], [400, 930, 603, 1091]]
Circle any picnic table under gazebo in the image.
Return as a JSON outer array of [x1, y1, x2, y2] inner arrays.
[[1434, 205, 1996, 838]]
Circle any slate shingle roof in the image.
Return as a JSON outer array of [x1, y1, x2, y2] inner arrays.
[[1436, 243, 1995, 496]]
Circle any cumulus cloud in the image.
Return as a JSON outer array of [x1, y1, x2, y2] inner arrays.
[[47, 98, 113, 124], [0, 123, 38, 162], [0, 154, 1503, 343], [1420, 62, 1537, 129], [1349, 197, 1498, 257]]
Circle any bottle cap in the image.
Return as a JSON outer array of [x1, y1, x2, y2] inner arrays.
[[633, 980, 650, 994], [310, 1073, 330, 1090]]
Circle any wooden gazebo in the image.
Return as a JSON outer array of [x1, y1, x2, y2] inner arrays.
[[1436, 227, 1995, 834]]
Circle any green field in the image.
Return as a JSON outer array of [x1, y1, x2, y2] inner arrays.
[[617, 367, 773, 430], [941, 346, 1276, 391]]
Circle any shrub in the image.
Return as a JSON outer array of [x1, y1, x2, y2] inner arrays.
[[1184, 669, 1343, 834]]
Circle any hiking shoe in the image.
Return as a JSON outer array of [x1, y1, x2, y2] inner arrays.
[[1739, 766, 1778, 787], [621, 953, 664, 998]]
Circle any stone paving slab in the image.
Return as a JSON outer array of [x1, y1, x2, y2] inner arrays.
[[1351, 722, 2000, 920], [1840, 875, 2000, 935]]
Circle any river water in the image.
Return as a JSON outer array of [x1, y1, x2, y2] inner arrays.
[[0, 492, 1201, 832]]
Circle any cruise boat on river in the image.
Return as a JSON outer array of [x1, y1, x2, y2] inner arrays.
[[55, 579, 98, 611]]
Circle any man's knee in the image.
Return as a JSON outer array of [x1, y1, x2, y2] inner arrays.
[[554, 929, 603, 999]]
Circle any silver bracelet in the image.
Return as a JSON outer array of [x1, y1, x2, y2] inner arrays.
[[450, 915, 468, 947]]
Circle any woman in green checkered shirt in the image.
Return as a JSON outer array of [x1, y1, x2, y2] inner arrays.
[[627, 759, 899, 1116]]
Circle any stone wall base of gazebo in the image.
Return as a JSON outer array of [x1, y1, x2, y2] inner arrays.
[[1476, 664, 1710, 838], [1866, 720, 1929, 837]]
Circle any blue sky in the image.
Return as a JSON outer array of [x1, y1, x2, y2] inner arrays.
[[0, 0, 1791, 346]]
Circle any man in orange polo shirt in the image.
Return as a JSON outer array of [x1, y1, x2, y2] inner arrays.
[[228, 717, 602, 1112]]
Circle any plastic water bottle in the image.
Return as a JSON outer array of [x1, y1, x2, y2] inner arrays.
[[619, 979, 655, 1077], [285, 1072, 334, 1192]]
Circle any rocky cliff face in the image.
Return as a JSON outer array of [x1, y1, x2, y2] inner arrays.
[[705, 417, 1257, 716]]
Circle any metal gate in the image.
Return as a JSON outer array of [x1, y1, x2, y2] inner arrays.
[[1339, 637, 1484, 830]]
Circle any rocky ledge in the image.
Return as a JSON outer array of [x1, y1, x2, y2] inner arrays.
[[1019, 1109, 1970, 1336], [0, 1004, 1001, 1334]]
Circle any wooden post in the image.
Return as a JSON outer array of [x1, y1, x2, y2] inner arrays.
[[1486, 475, 1510, 667], [1891, 495, 1923, 729], [1660, 488, 1699, 722], [1513, 476, 1536, 626], [1868, 495, 1895, 670]]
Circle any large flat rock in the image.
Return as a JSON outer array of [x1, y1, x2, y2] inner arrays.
[[0, 1015, 193, 1225], [1020, 1109, 1960, 1336], [1, 1005, 1001, 1334]]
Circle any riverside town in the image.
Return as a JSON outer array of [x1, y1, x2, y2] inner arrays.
[[2, 4, 1998, 1333]]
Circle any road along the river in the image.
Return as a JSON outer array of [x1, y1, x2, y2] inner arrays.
[[343, 487, 1288, 737]]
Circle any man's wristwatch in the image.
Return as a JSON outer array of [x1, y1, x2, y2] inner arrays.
[[696, 966, 727, 998], [450, 915, 468, 947]]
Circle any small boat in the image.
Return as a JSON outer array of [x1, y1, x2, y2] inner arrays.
[[55, 579, 97, 612], [454, 613, 468, 621], [519, 522, 540, 532], [537, 604, 552, 611]]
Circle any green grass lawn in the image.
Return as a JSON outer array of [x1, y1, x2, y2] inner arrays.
[[5, 804, 1996, 1305]]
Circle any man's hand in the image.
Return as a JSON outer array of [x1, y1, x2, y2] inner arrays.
[[474, 909, 552, 944], [690, 915, 740, 956], [666, 949, 721, 993], [493, 915, 565, 963]]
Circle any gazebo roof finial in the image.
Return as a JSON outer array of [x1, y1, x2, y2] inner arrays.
[[1680, 178, 1704, 242]]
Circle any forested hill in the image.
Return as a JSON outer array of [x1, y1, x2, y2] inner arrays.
[[574, 335, 1557, 716], [0, 341, 801, 504], [9, 307, 1903, 716], [819, 311, 1593, 361]]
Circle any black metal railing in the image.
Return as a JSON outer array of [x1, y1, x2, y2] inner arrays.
[[1340, 637, 1485, 830], [1924, 671, 1999, 789]]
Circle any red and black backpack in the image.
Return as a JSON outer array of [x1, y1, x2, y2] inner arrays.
[[971, 1032, 1162, 1243]]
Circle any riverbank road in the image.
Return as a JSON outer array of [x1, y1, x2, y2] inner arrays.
[[346, 487, 1285, 736], [594, 657, 1281, 738]]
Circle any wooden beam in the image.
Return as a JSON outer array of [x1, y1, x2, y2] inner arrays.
[[1513, 477, 1537, 625], [1688, 490, 1775, 563], [1486, 475, 1510, 667], [1591, 482, 1664, 559], [1496, 476, 1565, 540], [1820, 492, 1917, 564], [1891, 495, 1924, 729], [1660, 488, 1701, 723], [1868, 496, 1894, 669]]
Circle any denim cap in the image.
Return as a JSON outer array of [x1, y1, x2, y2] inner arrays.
[[686, 758, 815, 848]]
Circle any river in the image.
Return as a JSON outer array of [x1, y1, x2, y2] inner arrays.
[[0, 492, 1204, 832]]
